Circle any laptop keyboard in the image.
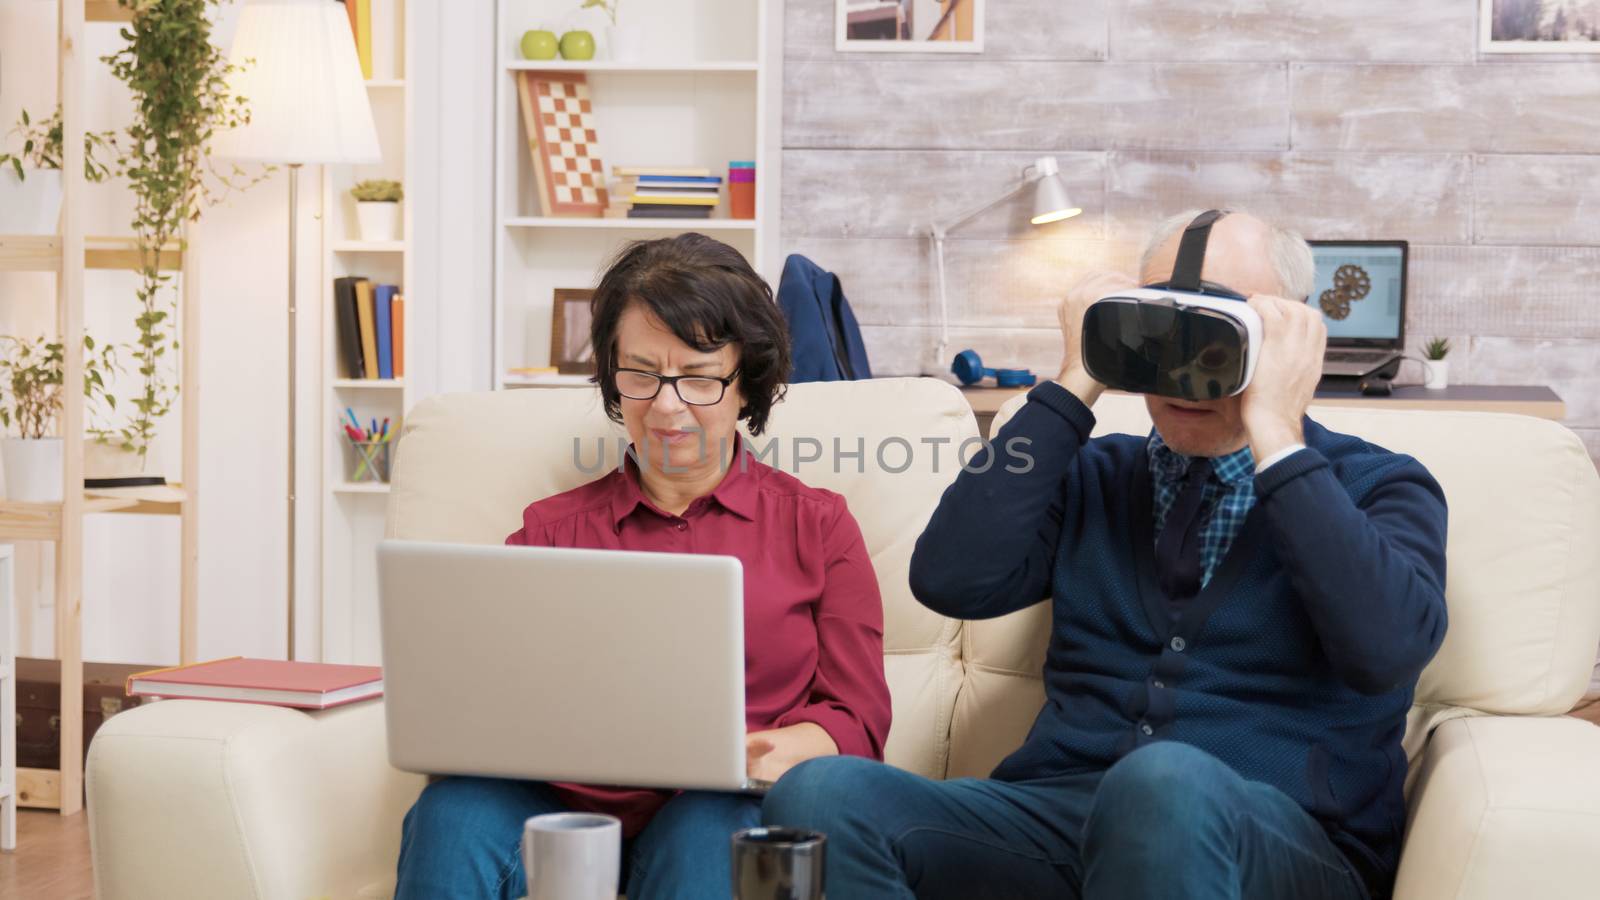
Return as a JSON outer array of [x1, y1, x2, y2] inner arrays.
[[1326, 350, 1390, 363]]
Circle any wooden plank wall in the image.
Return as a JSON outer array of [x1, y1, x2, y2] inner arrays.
[[781, 0, 1600, 465]]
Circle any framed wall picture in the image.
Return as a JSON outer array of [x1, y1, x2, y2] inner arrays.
[[836, 0, 984, 53], [1481, 0, 1600, 53], [550, 288, 597, 375]]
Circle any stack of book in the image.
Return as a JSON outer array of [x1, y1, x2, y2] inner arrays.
[[607, 166, 723, 219], [334, 276, 405, 380]]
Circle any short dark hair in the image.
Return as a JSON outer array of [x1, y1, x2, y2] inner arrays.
[[590, 233, 791, 436]]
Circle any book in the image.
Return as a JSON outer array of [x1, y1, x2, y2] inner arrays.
[[355, 279, 379, 380], [626, 194, 719, 207], [355, 0, 373, 80], [613, 166, 712, 178], [392, 293, 405, 378], [334, 276, 366, 378], [629, 206, 713, 219], [344, 0, 358, 46], [374, 284, 397, 380], [620, 179, 721, 192], [127, 657, 383, 710], [630, 189, 722, 199], [638, 175, 722, 185]]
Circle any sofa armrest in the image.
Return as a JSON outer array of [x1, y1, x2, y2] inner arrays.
[[1395, 715, 1600, 900], [87, 698, 425, 900]]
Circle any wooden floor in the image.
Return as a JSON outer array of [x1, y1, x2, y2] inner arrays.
[[0, 810, 95, 900]]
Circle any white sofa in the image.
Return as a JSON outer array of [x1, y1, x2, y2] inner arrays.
[[88, 378, 1600, 899]]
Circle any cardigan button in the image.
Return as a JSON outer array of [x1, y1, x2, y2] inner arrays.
[[1170, 636, 1187, 652], [1151, 679, 1165, 690], [1139, 721, 1154, 736]]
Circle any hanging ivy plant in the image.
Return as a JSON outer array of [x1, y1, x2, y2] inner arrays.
[[100, 0, 266, 462]]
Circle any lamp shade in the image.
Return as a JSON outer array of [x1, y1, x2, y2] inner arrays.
[[210, 0, 381, 165], [1029, 157, 1081, 226]]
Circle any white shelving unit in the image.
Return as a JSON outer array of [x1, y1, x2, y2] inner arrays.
[[319, 0, 413, 665], [491, 0, 782, 389]]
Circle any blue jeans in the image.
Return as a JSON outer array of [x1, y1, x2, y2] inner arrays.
[[762, 742, 1370, 900], [395, 777, 760, 900]]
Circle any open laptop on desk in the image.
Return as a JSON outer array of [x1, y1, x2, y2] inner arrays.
[[377, 540, 773, 794], [1308, 240, 1408, 378]]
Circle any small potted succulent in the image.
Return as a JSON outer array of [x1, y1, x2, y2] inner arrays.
[[0, 335, 118, 502], [1423, 337, 1451, 390], [351, 179, 404, 241], [0, 107, 118, 234]]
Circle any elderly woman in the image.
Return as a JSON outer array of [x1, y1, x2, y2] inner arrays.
[[394, 233, 892, 900]]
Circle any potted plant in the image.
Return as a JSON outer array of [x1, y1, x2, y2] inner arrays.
[[100, 0, 263, 469], [1423, 337, 1451, 390], [583, 0, 639, 61], [0, 335, 118, 502], [0, 107, 118, 234], [351, 179, 403, 241]]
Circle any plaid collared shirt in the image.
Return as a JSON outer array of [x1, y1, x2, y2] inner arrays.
[[1147, 432, 1257, 589]]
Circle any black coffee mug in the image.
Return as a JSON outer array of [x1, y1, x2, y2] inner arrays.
[[730, 827, 826, 900]]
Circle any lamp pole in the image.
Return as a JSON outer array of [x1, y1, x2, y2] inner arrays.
[[286, 162, 301, 660]]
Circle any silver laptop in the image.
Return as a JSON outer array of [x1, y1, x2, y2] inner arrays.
[[1307, 240, 1408, 377], [377, 539, 772, 793]]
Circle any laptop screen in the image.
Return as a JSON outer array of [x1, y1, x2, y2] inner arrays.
[[1306, 241, 1407, 345]]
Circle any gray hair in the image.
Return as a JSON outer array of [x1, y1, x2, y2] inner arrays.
[[1137, 208, 1316, 301]]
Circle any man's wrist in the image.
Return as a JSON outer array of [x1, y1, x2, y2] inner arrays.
[[1247, 419, 1305, 462], [1055, 366, 1104, 407]]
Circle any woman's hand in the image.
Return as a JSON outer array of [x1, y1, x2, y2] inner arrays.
[[746, 723, 839, 783]]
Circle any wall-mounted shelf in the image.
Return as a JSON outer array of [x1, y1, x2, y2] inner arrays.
[[503, 216, 757, 231], [503, 60, 758, 73], [332, 378, 406, 390], [333, 483, 392, 495], [0, 235, 184, 273]]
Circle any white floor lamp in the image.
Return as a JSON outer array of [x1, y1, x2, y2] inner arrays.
[[927, 156, 1082, 376], [211, 0, 381, 660]]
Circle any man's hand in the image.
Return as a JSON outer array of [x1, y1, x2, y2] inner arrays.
[[746, 723, 838, 783], [1055, 271, 1136, 405], [1240, 294, 1327, 461]]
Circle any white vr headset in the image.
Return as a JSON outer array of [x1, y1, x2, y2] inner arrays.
[[1080, 210, 1263, 401]]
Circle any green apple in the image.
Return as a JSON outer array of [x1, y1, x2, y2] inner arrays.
[[559, 30, 596, 61], [520, 29, 559, 60]]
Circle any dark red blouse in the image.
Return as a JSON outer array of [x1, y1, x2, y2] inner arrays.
[[506, 445, 892, 836]]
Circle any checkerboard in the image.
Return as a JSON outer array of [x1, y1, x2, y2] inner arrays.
[[516, 72, 609, 216]]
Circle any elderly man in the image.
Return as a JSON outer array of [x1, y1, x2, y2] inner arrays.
[[762, 209, 1448, 900]]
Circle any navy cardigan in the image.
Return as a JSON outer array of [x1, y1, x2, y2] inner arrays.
[[910, 382, 1448, 896]]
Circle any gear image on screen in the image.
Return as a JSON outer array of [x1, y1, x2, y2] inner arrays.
[[1307, 245, 1404, 341]]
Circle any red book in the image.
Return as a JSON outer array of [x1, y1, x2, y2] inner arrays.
[[126, 657, 383, 710]]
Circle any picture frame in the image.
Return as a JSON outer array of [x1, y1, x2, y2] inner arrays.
[[1481, 0, 1600, 54], [550, 288, 597, 375], [836, 0, 984, 54]]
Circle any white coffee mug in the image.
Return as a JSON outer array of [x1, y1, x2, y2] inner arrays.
[[522, 812, 621, 900]]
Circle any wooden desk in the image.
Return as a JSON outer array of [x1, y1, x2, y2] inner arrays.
[[962, 384, 1567, 439]]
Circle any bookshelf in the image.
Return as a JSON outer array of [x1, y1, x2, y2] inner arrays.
[[491, 0, 782, 390], [0, 0, 201, 815], [319, 0, 413, 665]]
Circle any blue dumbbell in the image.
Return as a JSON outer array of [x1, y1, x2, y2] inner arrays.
[[951, 350, 1037, 388]]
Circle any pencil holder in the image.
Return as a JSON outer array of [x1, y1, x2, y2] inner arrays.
[[345, 439, 392, 484]]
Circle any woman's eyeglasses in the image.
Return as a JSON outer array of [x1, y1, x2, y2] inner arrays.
[[614, 368, 739, 406]]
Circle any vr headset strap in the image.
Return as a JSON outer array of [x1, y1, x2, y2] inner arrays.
[[1169, 209, 1228, 292]]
